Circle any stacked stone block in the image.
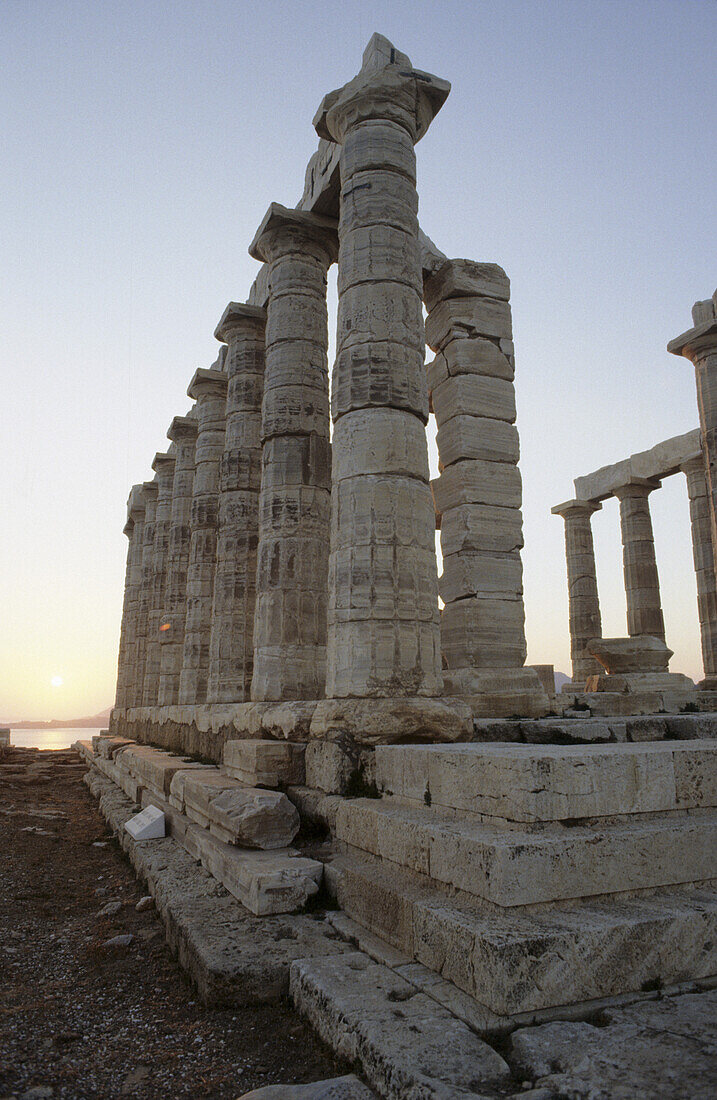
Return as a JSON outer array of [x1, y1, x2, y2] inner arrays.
[[207, 303, 266, 704], [551, 499, 603, 685], [134, 479, 157, 706], [178, 369, 227, 705], [142, 449, 175, 706], [614, 479, 665, 642], [424, 259, 547, 714], [158, 413, 198, 705], [315, 47, 449, 699], [249, 207, 337, 701]]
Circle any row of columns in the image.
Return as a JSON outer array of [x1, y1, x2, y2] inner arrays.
[[115, 43, 545, 716]]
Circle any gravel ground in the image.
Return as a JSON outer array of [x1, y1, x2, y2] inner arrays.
[[0, 746, 345, 1100]]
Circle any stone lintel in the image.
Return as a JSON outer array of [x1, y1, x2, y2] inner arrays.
[[249, 202, 338, 263], [151, 450, 176, 474], [167, 415, 197, 443], [668, 316, 717, 359], [214, 301, 266, 344], [187, 368, 228, 401], [551, 498, 602, 518], [574, 429, 701, 501]]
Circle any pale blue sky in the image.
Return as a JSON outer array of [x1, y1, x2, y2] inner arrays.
[[1, 0, 715, 718]]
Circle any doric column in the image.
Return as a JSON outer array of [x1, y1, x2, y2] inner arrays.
[[114, 484, 144, 709], [682, 455, 717, 682], [142, 449, 176, 706], [614, 479, 665, 642], [425, 259, 546, 713], [178, 369, 227, 705], [134, 479, 158, 706], [248, 207, 337, 701], [158, 413, 198, 705], [121, 487, 146, 708], [314, 44, 449, 699], [668, 294, 717, 554], [551, 499, 603, 685], [207, 302, 267, 703]]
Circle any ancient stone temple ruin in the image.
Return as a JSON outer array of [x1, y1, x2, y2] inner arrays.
[[76, 36, 716, 1100]]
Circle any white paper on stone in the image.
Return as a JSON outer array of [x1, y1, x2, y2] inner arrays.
[[125, 804, 166, 840]]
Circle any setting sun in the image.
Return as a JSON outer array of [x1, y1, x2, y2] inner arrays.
[[50, 675, 64, 688]]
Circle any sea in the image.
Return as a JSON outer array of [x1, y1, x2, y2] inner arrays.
[[6, 728, 104, 750]]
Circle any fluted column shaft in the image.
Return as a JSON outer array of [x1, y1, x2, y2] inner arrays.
[[121, 490, 146, 707], [142, 450, 175, 706], [315, 57, 449, 697], [114, 512, 136, 709], [552, 500, 603, 683], [614, 480, 665, 642], [158, 415, 198, 705], [207, 304, 266, 703], [683, 456, 717, 678], [133, 480, 158, 706], [178, 369, 227, 705]]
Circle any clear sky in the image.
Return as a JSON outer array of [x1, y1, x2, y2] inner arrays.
[[1, 0, 715, 720]]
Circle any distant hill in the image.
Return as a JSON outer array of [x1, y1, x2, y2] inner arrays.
[[554, 671, 571, 691], [2, 707, 112, 730]]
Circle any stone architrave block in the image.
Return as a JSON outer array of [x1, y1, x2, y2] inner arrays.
[[432, 375, 516, 425], [439, 503, 524, 554], [432, 460, 522, 513], [424, 259, 510, 313], [222, 739, 306, 788], [425, 296, 513, 352], [125, 804, 165, 841], [436, 416, 520, 467]]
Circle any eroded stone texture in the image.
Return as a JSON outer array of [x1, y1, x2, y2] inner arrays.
[[178, 369, 227, 705], [551, 499, 603, 684], [683, 455, 717, 681], [207, 303, 267, 704], [315, 48, 448, 700], [158, 413, 198, 705], [142, 449, 176, 707], [114, 485, 145, 709], [134, 479, 158, 707], [249, 206, 337, 702], [614, 479, 665, 642]]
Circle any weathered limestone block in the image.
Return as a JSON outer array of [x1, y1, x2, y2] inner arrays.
[[249, 206, 337, 704], [431, 373, 516, 425], [589, 635, 672, 674], [315, 46, 447, 710], [179, 771, 300, 849], [238, 1076, 376, 1099], [158, 415, 197, 706], [551, 498, 603, 684], [440, 502, 524, 554], [222, 739, 306, 788], [143, 450, 176, 707], [424, 295, 513, 349], [178, 369, 227, 706], [424, 258, 510, 312], [133, 480, 158, 706], [432, 460, 522, 512], [207, 303, 266, 705], [310, 696, 472, 745], [439, 550, 523, 604], [440, 597, 527, 668], [428, 338, 515, 390], [615, 479, 666, 642], [436, 414, 520, 468], [116, 745, 206, 798]]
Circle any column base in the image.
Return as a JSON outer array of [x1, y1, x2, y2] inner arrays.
[[441, 667, 551, 719], [309, 696, 473, 745]]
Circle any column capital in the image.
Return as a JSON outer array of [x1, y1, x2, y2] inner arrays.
[[249, 203, 338, 265], [167, 414, 197, 444], [151, 450, 176, 475], [314, 46, 450, 144], [551, 498, 602, 519], [142, 479, 158, 498], [668, 295, 717, 362], [187, 367, 227, 402], [613, 477, 661, 501], [127, 483, 146, 522], [214, 301, 266, 343], [681, 453, 706, 478]]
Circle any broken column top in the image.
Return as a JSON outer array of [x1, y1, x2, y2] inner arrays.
[[248, 202, 338, 263], [214, 301, 266, 343], [313, 32, 450, 144], [187, 367, 228, 402], [668, 292, 717, 358]]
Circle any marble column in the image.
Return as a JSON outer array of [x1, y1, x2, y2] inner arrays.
[[614, 479, 665, 642], [425, 258, 547, 714], [114, 484, 145, 709], [314, 44, 449, 699], [158, 413, 198, 705], [121, 486, 146, 708], [682, 455, 717, 683], [668, 294, 717, 555], [248, 207, 336, 701], [134, 479, 158, 706], [207, 302, 266, 703], [551, 499, 603, 685], [178, 369, 227, 705], [142, 449, 176, 707]]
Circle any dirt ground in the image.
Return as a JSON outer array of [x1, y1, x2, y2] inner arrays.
[[0, 746, 345, 1100]]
